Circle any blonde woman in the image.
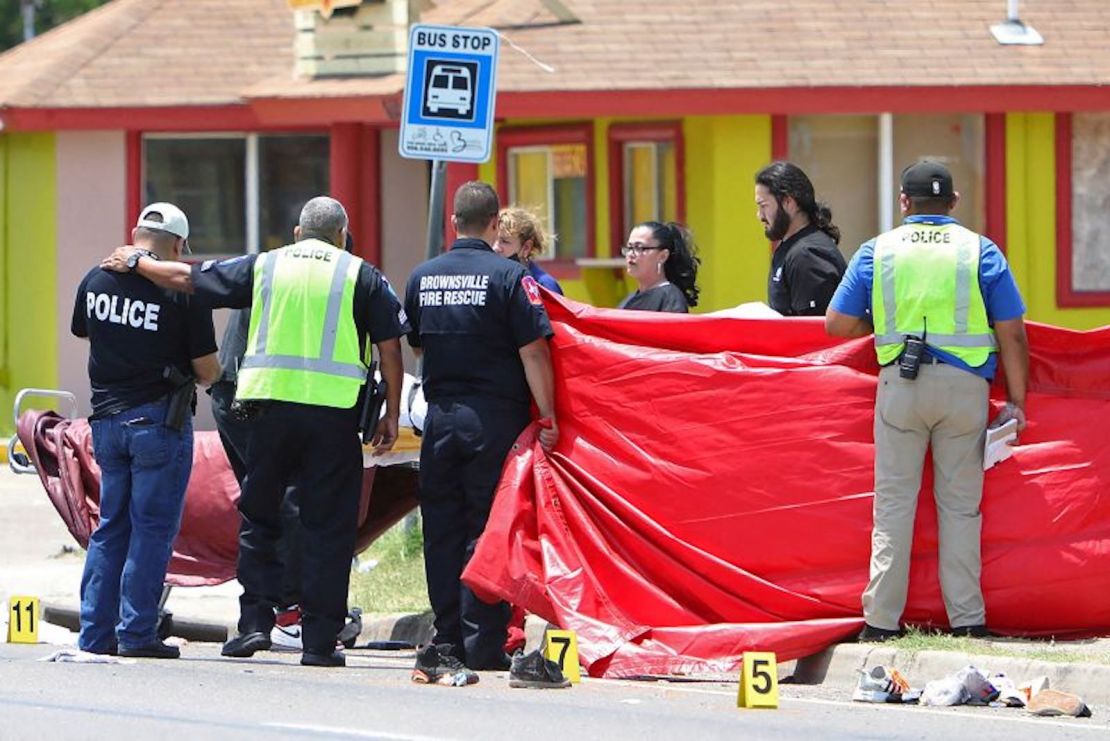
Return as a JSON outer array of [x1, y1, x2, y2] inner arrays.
[[496, 207, 563, 295]]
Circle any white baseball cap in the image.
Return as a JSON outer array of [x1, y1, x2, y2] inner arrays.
[[137, 202, 189, 240]]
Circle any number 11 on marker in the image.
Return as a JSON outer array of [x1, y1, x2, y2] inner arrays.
[[8, 596, 40, 644]]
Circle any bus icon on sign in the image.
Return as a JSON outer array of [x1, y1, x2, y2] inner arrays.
[[422, 59, 478, 121]]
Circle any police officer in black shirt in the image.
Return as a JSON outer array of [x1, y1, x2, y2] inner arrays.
[[406, 182, 558, 684], [103, 197, 406, 668], [755, 161, 848, 315], [72, 202, 220, 659]]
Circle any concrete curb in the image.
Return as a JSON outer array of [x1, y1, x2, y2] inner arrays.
[[42, 603, 230, 643], [793, 643, 1110, 707]]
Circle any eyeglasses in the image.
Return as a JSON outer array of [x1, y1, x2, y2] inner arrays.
[[621, 242, 663, 257]]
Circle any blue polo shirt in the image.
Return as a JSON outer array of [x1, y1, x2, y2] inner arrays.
[[828, 215, 1026, 380]]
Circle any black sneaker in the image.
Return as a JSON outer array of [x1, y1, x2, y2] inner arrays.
[[509, 649, 571, 689], [222, 631, 272, 657], [118, 641, 180, 659], [950, 624, 993, 638], [301, 649, 345, 667], [411, 644, 479, 687], [858, 624, 902, 642]]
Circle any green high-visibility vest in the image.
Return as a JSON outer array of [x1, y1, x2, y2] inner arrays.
[[236, 240, 367, 408], [872, 221, 997, 367]]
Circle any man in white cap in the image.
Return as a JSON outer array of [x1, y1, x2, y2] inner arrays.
[[71, 202, 220, 658]]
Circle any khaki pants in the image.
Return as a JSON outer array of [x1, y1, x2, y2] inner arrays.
[[862, 363, 989, 630]]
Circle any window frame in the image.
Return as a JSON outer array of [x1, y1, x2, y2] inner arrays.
[[607, 121, 685, 254], [496, 123, 596, 270], [138, 130, 329, 258], [1055, 112, 1110, 308]]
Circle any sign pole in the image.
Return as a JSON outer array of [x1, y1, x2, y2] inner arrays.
[[425, 159, 448, 260]]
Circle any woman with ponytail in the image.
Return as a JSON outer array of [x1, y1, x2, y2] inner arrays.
[[754, 161, 847, 316], [617, 221, 700, 313]]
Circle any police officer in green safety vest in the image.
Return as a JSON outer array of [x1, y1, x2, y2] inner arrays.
[[825, 161, 1029, 643], [104, 196, 408, 667]]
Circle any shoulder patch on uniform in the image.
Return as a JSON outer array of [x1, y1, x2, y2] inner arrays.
[[521, 275, 543, 306]]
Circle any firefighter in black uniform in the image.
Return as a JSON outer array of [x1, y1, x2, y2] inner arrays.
[[406, 182, 558, 685]]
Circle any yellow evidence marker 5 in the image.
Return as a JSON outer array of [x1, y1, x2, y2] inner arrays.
[[737, 651, 779, 709]]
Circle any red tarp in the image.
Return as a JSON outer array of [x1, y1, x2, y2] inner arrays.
[[463, 292, 1110, 678], [18, 412, 418, 586]]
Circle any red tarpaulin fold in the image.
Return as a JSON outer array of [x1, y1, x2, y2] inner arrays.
[[463, 293, 1110, 678]]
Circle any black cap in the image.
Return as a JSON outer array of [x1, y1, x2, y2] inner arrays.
[[901, 161, 954, 198]]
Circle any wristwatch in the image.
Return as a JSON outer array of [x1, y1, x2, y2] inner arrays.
[[126, 249, 159, 272]]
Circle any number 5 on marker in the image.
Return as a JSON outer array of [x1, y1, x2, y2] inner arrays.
[[737, 651, 778, 708], [7, 596, 40, 644], [543, 629, 581, 684]]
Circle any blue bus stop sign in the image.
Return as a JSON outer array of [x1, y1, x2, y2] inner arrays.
[[399, 24, 500, 164]]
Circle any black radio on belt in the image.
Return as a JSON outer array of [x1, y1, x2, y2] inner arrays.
[[898, 319, 928, 380]]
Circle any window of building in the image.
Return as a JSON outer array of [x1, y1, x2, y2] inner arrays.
[[1068, 112, 1110, 296], [143, 134, 329, 256], [608, 122, 684, 252], [497, 124, 594, 261], [788, 114, 985, 258]]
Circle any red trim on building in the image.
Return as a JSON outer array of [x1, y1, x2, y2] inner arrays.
[[330, 124, 383, 266], [606, 121, 686, 253], [1053, 113, 1108, 308], [443, 162, 480, 250], [497, 86, 1110, 119], [495, 123, 597, 274], [771, 115, 788, 160], [125, 130, 142, 242], [984, 113, 1007, 253], [359, 127, 382, 267]]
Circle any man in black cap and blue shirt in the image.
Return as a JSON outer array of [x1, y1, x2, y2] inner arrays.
[[826, 161, 1029, 642], [72, 202, 221, 658]]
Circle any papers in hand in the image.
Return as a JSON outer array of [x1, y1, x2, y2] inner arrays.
[[983, 418, 1019, 471]]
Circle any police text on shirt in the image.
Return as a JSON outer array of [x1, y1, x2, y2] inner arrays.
[[86, 292, 160, 331], [419, 274, 489, 306]]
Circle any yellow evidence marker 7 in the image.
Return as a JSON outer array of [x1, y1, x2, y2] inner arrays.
[[543, 629, 581, 683], [737, 651, 779, 708], [8, 596, 40, 644]]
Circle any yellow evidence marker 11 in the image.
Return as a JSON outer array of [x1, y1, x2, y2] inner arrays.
[[737, 651, 779, 708], [8, 596, 40, 644], [543, 629, 581, 684]]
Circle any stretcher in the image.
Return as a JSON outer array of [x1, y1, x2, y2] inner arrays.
[[9, 387, 420, 591]]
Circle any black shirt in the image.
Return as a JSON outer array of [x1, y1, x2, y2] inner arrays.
[[768, 225, 847, 316], [215, 308, 251, 384], [404, 238, 553, 406], [190, 247, 409, 358], [617, 282, 689, 313], [71, 267, 216, 418]]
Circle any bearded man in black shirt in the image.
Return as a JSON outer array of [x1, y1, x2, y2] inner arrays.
[[755, 161, 848, 316]]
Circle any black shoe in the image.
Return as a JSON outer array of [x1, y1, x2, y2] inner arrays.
[[118, 641, 180, 659], [468, 652, 512, 671], [301, 649, 345, 667], [337, 607, 363, 649], [858, 624, 902, 642], [950, 624, 992, 638], [411, 643, 479, 686], [509, 649, 571, 689], [222, 631, 272, 657]]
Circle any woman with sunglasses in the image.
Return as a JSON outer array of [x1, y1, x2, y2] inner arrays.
[[617, 221, 700, 313]]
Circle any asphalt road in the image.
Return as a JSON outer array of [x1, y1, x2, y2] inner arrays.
[[0, 643, 1104, 741]]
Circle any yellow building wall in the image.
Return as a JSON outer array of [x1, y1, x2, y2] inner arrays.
[[1005, 113, 1110, 329], [488, 115, 774, 312], [0, 133, 58, 437]]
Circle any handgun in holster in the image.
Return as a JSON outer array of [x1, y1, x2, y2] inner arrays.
[[359, 360, 388, 445], [162, 365, 197, 432]]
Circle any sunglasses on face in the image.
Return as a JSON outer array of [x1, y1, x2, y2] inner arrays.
[[621, 242, 663, 257]]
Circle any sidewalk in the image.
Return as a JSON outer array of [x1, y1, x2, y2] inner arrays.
[[5, 468, 1109, 709]]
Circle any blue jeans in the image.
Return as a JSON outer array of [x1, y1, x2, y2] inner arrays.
[[79, 398, 193, 652]]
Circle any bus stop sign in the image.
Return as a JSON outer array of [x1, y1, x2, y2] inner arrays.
[[399, 24, 500, 164]]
